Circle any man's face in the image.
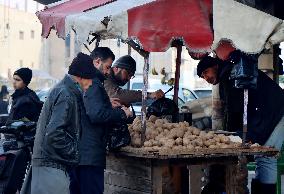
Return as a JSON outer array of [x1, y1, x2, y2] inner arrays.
[[93, 58, 113, 77], [201, 66, 218, 85], [13, 75, 26, 90], [113, 67, 134, 86]]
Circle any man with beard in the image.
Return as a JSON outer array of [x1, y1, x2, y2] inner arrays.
[[197, 53, 284, 194], [104, 55, 164, 106], [69, 49, 132, 194]]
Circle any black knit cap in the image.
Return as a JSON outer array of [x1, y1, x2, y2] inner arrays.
[[113, 55, 136, 75], [68, 52, 97, 79], [14, 68, 32, 85], [197, 56, 222, 77]]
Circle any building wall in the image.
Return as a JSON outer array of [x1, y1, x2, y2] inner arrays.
[[0, 4, 42, 78]]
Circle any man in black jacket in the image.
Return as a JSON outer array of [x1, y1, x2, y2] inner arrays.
[[32, 53, 98, 194], [69, 49, 132, 194], [197, 53, 284, 194], [6, 68, 42, 124]]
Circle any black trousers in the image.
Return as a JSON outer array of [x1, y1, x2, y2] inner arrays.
[[69, 165, 104, 194]]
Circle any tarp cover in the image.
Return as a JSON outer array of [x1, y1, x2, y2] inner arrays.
[[42, 0, 214, 53], [212, 0, 284, 54], [36, 0, 113, 38]]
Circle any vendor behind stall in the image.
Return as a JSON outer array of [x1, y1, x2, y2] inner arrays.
[[197, 51, 284, 194], [103, 55, 164, 106]]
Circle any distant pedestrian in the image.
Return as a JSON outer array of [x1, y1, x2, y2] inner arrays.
[[0, 85, 9, 114], [6, 68, 42, 124]]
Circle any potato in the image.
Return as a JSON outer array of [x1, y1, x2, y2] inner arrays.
[[178, 122, 187, 128], [184, 131, 192, 137], [192, 139, 203, 147], [183, 138, 191, 146], [157, 127, 164, 133], [173, 123, 180, 128], [148, 115, 158, 123], [175, 137, 183, 145], [152, 140, 160, 146], [204, 139, 216, 147], [132, 138, 141, 147], [192, 128, 201, 136], [187, 135, 197, 141], [173, 145, 184, 150], [187, 144, 194, 149], [155, 119, 164, 126], [144, 141, 153, 147], [176, 128, 185, 138], [165, 139, 175, 147], [220, 136, 230, 144], [213, 136, 221, 143], [208, 145, 217, 149]]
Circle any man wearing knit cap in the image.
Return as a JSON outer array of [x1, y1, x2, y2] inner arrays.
[[6, 68, 42, 124], [31, 53, 98, 194], [104, 55, 164, 106], [197, 52, 284, 194], [68, 48, 132, 194]]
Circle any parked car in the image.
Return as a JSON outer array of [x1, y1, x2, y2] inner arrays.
[[192, 88, 212, 99], [35, 89, 50, 103]]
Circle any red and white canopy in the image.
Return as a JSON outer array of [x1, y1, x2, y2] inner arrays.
[[36, 0, 284, 54]]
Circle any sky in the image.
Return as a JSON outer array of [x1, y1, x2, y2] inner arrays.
[[0, 0, 44, 13]]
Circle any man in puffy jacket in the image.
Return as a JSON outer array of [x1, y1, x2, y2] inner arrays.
[[69, 48, 132, 194], [6, 68, 42, 124], [197, 52, 284, 194], [32, 53, 97, 194]]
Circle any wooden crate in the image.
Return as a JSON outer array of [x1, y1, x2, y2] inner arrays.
[[104, 147, 278, 194]]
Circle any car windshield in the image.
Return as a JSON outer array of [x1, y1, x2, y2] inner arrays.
[[131, 83, 144, 90], [193, 90, 212, 98]]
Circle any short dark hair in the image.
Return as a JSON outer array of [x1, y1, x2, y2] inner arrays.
[[90, 47, 115, 61], [197, 56, 222, 77]]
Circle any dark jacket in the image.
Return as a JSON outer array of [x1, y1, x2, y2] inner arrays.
[[6, 87, 42, 124], [219, 61, 284, 145], [32, 75, 83, 171], [80, 70, 127, 167], [0, 99, 8, 114]]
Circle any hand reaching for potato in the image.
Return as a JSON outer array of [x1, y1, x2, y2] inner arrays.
[[149, 89, 164, 100], [121, 106, 133, 118]]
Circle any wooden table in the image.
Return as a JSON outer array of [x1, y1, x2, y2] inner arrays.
[[104, 146, 278, 194]]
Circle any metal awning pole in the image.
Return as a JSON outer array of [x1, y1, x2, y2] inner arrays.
[[123, 39, 149, 146], [127, 44, 131, 90], [173, 44, 182, 105], [141, 54, 150, 145], [243, 89, 248, 145]]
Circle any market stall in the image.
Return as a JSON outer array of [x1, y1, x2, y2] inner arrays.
[[36, 0, 284, 193]]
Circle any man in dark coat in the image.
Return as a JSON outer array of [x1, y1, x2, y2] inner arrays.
[[69, 49, 132, 194], [32, 53, 98, 194], [197, 53, 284, 194], [6, 68, 42, 124]]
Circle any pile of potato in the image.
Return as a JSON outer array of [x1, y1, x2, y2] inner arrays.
[[128, 115, 239, 149]]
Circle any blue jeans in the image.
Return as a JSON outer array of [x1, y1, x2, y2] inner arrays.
[[69, 165, 104, 194], [255, 115, 284, 184]]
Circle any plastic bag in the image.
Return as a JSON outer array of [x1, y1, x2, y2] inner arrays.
[[229, 51, 258, 89], [147, 98, 179, 118], [107, 123, 131, 151], [107, 106, 135, 151]]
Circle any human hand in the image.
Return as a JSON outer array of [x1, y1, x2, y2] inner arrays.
[[121, 106, 133, 118], [149, 89, 164, 100], [110, 98, 121, 108]]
